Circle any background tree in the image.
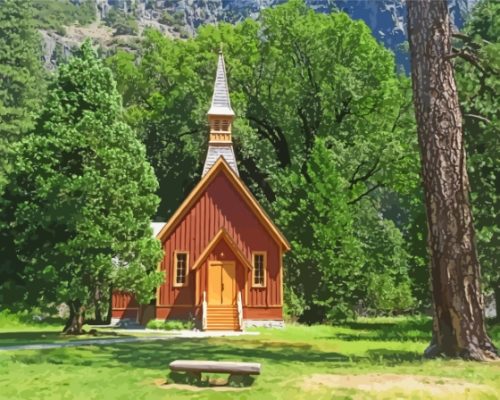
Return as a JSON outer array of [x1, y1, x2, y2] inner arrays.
[[0, 0, 45, 306], [107, 0, 419, 321], [3, 41, 163, 333], [407, 0, 497, 360], [0, 0, 44, 185], [453, 0, 499, 319]]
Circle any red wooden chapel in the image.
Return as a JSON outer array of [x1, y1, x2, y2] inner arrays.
[[112, 51, 290, 330]]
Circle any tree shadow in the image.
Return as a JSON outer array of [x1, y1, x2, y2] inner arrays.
[[324, 318, 433, 342], [6, 335, 429, 372], [0, 329, 134, 347]]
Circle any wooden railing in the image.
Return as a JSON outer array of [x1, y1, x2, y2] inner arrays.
[[237, 291, 243, 330], [202, 291, 207, 330]]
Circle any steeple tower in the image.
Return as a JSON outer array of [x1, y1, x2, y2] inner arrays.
[[202, 50, 239, 176]]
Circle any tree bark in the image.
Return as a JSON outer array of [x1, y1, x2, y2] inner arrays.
[[64, 300, 85, 335], [407, 0, 498, 360]]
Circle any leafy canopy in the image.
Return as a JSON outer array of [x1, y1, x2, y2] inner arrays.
[[107, 0, 418, 321], [3, 40, 163, 312]]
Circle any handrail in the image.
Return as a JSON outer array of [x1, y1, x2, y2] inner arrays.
[[202, 291, 207, 330], [237, 291, 243, 330]]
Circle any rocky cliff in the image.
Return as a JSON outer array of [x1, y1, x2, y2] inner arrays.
[[47, 0, 476, 70]]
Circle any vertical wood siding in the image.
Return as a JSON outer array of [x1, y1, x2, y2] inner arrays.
[[159, 171, 282, 312], [112, 291, 138, 309]]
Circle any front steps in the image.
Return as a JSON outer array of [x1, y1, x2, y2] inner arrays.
[[206, 305, 240, 331]]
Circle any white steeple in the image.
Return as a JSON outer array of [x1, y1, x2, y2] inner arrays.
[[207, 50, 235, 117], [203, 50, 239, 177]]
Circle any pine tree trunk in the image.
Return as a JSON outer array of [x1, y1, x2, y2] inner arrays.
[[64, 300, 85, 334], [407, 0, 498, 361]]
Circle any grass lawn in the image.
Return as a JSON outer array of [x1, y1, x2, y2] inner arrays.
[[0, 312, 143, 347], [0, 317, 499, 399]]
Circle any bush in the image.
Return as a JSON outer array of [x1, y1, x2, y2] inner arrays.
[[159, 11, 175, 26], [33, 0, 96, 31], [146, 319, 194, 330]]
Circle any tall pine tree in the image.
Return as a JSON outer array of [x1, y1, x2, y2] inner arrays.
[[0, 0, 44, 183], [4, 40, 163, 333]]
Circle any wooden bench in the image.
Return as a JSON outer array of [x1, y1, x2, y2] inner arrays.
[[169, 360, 261, 385]]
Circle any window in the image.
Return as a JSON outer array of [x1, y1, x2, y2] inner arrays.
[[173, 252, 189, 287], [252, 252, 266, 287]]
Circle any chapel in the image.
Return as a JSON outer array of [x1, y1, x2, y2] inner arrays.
[[112, 51, 290, 330]]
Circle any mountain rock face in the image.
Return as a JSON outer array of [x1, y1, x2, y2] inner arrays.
[[59, 0, 475, 70], [123, 0, 474, 67]]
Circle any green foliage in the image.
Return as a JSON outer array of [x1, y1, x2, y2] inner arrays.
[[454, 0, 499, 300], [276, 139, 414, 321], [105, 8, 138, 36], [159, 10, 184, 27], [1, 41, 163, 315], [275, 139, 363, 321], [146, 319, 194, 330], [33, 0, 95, 30], [0, 0, 46, 303], [0, 0, 45, 174], [107, 0, 419, 321]]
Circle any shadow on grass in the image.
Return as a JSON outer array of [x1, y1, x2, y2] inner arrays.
[[322, 318, 433, 343], [7, 334, 426, 372], [0, 329, 133, 347]]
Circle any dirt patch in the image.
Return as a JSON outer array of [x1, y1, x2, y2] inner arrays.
[[301, 374, 492, 396], [153, 378, 250, 392], [65, 23, 114, 43]]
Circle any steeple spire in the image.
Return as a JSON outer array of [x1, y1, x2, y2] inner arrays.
[[207, 50, 234, 117], [203, 50, 239, 176]]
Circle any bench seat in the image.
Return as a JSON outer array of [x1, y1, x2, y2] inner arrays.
[[169, 360, 261, 375]]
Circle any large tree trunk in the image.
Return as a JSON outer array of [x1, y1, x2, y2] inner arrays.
[[64, 300, 85, 335], [407, 0, 498, 361]]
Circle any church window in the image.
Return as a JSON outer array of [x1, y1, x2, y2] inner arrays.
[[252, 252, 266, 287], [173, 252, 189, 287]]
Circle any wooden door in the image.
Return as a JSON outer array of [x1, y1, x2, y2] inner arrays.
[[208, 261, 236, 305]]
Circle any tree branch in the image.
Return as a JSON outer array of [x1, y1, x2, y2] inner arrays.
[[464, 113, 491, 124], [348, 183, 382, 205], [349, 158, 381, 189]]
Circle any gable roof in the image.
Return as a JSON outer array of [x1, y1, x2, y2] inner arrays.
[[156, 157, 291, 251], [192, 228, 253, 271]]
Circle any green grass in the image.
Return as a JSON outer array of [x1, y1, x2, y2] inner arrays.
[[0, 317, 499, 399], [0, 310, 137, 347]]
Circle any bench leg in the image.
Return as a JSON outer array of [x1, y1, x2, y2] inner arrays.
[[228, 374, 255, 387], [187, 372, 202, 383], [168, 371, 203, 385]]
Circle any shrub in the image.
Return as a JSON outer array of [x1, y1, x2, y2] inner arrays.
[[146, 319, 194, 330]]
